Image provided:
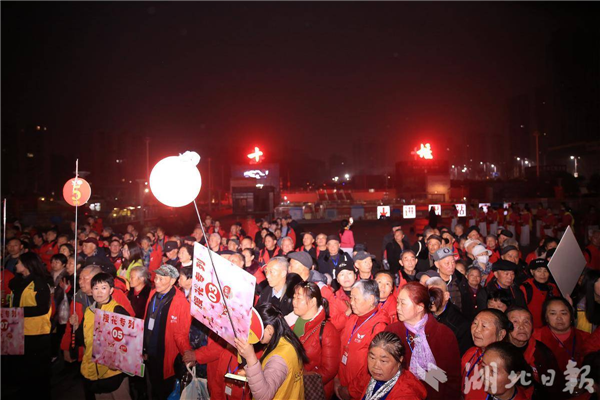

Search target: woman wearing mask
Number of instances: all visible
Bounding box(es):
[470,244,493,282]
[234,303,308,400]
[286,282,340,399]
[119,241,143,281]
[385,281,461,400]
[361,332,427,400]
[7,252,54,398]
[462,309,513,400]
[533,297,590,374]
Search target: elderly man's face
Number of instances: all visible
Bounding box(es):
[316,234,327,247]
[427,239,441,255]
[209,235,220,248]
[264,261,287,289]
[436,256,456,278]
[350,287,375,317]
[327,240,340,255]
[281,239,294,254]
[82,242,96,256]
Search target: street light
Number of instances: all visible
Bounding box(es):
[570,156,579,177]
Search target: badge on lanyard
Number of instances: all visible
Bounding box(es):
[225,385,233,396]
[148,318,155,331]
[341,351,348,365]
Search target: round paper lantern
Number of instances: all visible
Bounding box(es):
[62,177,92,206]
[149,151,202,207]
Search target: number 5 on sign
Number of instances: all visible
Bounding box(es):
[403,205,416,219]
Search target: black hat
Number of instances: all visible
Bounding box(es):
[353,243,368,252]
[528,258,549,271]
[433,247,454,262]
[326,235,340,243]
[164,241,179,253]
[500,245,519,256]
[217,250,235,256]
[492,259,518,272]
[82,237,99,247]
[499,229,514,238]
[183,236,196,242]
[466,226,480,236]
[354,251,375,262]
[337,263,356,275]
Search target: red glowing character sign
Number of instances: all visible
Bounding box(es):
[247,147,264,164]
[62,177,92,207]
[416,143,433,159]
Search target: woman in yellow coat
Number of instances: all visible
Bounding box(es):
[8,252,53,398]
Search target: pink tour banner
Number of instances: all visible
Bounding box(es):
[92,310,144,376]
[191,243,257,347]
[1,307,24,355]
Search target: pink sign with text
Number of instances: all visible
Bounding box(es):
[92,310,144,376]
[1,308,24,355]
[191,243,256,347]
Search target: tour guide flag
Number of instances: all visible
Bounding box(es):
[191,243,256,347]
[1,307,24,355]
[547,226,587,298]
[92,310,144,377]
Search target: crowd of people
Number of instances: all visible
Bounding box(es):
[1,211,600,400]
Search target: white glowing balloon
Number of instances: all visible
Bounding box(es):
[150,151,202,207]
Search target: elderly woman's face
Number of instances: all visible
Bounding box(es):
[350,287,375,317]
[367,345,402,382]
[482,350,513,397]
[471,312,505,349]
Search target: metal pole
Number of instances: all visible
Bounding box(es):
[192,200,237,339]
[2,199,6,307]
[208,158,212,212]
[534,131,540,178]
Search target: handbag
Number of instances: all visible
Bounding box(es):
[180,365,210,400]
[303,373,325,400]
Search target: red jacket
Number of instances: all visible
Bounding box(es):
[583,327,600,355]
[148,249,162,281]
[292,308,340,399]
[532,326,590,373]
[144,288,192,379]
[584,244,600,271]
[387,315,461,400]
[520,278,559,329]
[194,334,250,400]
[461,346,485,400]
[359,368,427,400]
[329,289,351,332]
[258,246,282,265]
[378,296,398,324]
[39,242,58,270]
[338,309,389,400]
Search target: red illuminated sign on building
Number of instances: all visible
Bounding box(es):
[247,147,264,163]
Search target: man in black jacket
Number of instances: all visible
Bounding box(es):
[426,276,473,355]
[256,256,303,315]
[317,235,353,285]
[476,259,527,310]
[385,229,411,276]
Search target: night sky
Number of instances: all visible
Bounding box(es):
[2,2,597,162]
